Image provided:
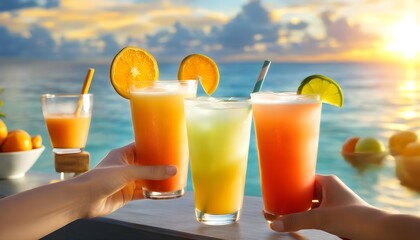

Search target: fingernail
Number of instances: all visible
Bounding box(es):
[166,166,177,175]
[270,219,284,232]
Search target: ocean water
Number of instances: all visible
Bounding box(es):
[1,59,420,215]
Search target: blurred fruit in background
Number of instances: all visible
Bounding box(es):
[388,131,420,191]
[31,135,43,149]
[341,136,387,171]
[0,119,7,145]
[341,136,360,153]
[389,130,417,156]
[395,154,420,191]
[0,120,43,153]
[1,129,32,152]
[354,137,386,153]
[401,141,420,157]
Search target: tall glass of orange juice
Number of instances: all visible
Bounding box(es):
[250,92,321,221]
[129,80,197,199]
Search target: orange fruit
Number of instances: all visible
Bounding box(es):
[110,46,159,99]
[342,136,360,153]
[0,119,7,145]
[178,53,219,96]
[401,142,420,157]
[389,130,417,156]
[31,134,43,149]
[1,129,33,152]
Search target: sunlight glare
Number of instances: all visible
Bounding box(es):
[401,109,417,120]
[399,80,416,91]
[386,14,420,59]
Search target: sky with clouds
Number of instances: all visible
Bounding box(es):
[0,0,420,62]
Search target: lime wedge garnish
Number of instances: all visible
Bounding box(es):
[297,74,344,108]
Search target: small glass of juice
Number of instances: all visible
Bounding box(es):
[41,94,93,179]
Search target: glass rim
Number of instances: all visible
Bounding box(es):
[184,97,251,110]
[134,79,197,83]
[250,91,319,97]
[41,93,93,99]
[250,91,320,102]
[184,96,250,102]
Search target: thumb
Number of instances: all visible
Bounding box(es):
[271,210,322,232]
[124,165,177,181]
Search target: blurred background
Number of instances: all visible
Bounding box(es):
[0,0,419,214]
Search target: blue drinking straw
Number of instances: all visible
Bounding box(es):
[252,60,271,93]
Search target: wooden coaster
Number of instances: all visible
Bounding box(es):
[54,152,90,173]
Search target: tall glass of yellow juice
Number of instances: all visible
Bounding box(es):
[184,97,252,225]
[130,80,197,199]
[41,94,93,154]
[250,92,321,222]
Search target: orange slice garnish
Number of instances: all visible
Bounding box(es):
[110,46,159,99]
[178,54,219,96]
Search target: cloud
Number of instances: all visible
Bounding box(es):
[287,20,309,31]
[320,10,379,49]
[56,37,85,59]
[0,0,59,12]
[0,23,122,59]
[0,25,54,57]
[145,21,210,62]
[0,0,383,62]
[267,9,381,62]
[218,0,279,51]
[56,33,122,59]
[144,0,282,61]
[0,26,29,56]
[143,0,380,62]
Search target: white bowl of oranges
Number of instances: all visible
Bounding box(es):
[0,120,44,179]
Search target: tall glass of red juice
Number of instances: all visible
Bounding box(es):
[250,92,321,222]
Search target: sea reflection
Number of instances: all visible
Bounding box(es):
[399,80,417,92]
[373,62,420,214]
[385,63,420,132]
[398,63,419,98]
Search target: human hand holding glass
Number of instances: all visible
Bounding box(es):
[74,143,178,218]
[270,174,420,240]
[0,142,177,240]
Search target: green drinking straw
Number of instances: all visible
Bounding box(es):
[252,60,271,93]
